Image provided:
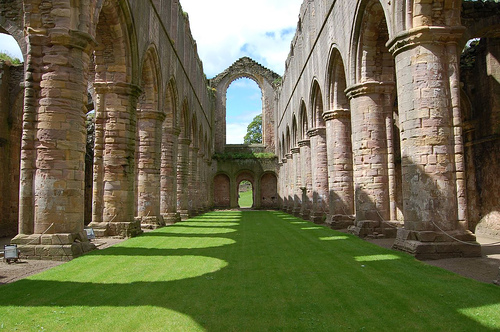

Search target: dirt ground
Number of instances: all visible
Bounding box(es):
[1,232,499,286]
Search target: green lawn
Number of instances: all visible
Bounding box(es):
[1,211,499,331]
[238,189,253,208]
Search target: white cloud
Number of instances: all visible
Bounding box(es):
[181,0,303,77]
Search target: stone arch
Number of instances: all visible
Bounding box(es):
[160,78,180,224]
[308,80,328,222]
[299,100,308,141]
[213,173,231,208]
[90,0,141,237]
[135,45,164,228]
[325,47,355,226]
[176,100,191,219]
[347,0,398,233]
[261,172,278,209]
[210,57,281,153]
[236,170,256,208]
[292,115,298,148]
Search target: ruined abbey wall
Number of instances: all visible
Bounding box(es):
[0,0,499,261]
[0,0,214,259]
[276,0,499,258]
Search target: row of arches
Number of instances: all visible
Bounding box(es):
[277,0,485,258]
[0,0,214,258]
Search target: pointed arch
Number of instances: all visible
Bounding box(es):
[311,81,325,128]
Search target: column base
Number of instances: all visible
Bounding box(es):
[392,228,482,259]
[138,215,165,230]
[88,220,143,238]
[292,206,302,217]
[178,210,190,221]
[326,214,355,229]
[300,210,311,221]
[162,213,181,225]
[348,220,399,238]
[310,213,326,224]
[11,232,96,261]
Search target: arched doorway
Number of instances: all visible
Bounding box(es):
[238,180,254,208]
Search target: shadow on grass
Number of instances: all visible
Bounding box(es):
[0,211,499,331]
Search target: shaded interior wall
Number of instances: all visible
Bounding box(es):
[0,61,23,237]
[261,173,278,209]
[213,174,230,208]
[462,38,500,237]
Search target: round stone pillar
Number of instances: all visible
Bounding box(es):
[324,109,355,228]
[89,82,142,238]
[346,82,393,236]
[291,147,302,216]
[298,139,312,220]
[13,29,96,259]
[307,128,328,223]
[136,110,165,229]
[388,26,480,258]
[188,146,199,216]
[281,158,289,211]
[285,153,294,213]
[177,138,191,220]
[160,127,180,224]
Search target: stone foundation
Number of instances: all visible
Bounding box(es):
[89,220,142,238]
[348,220,399,238]
[11,232,95,261]
[162,213,181,225]
[393,228,481,260]
[138,216,165,230]
[326,214,355,229]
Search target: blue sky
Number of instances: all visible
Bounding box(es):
[0,0,303,143]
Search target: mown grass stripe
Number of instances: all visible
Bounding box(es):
[0,210,499,331]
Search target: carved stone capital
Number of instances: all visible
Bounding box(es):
[286,153,293,159]
[291,147,300,154]
[345,81,395,100]
[323,109,350,121]
[307,127,326,138]
[298,139,310,148]
[387,26,466,57]
[93,81,142,97]
[137,110,166,121]
[178,137,192,146]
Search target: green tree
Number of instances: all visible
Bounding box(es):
[0,52,21,65]
[244,114,262,144]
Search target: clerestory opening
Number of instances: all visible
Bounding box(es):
[226,77,263,145]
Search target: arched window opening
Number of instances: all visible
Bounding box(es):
[226,78,262,144]
[238,180,254,208]
[0,33,23,64]
[0,32,23,237]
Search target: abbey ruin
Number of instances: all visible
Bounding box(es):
[0,0,499,260]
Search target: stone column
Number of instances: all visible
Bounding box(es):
[291,147,302,216]
[13,29,95,259]
[281,158,289,211]
[324,109,355,228]
[298,139,312,220]
[307,128,328,223]
[136,110,165,229]
[277,161,284,209]
[160,127,180,224]
[177,137,190,220]
[188,145,199,216]
[388,27,480,258]
[89,82,142,238]
[346,82,393,236]
[285,153,293,213]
